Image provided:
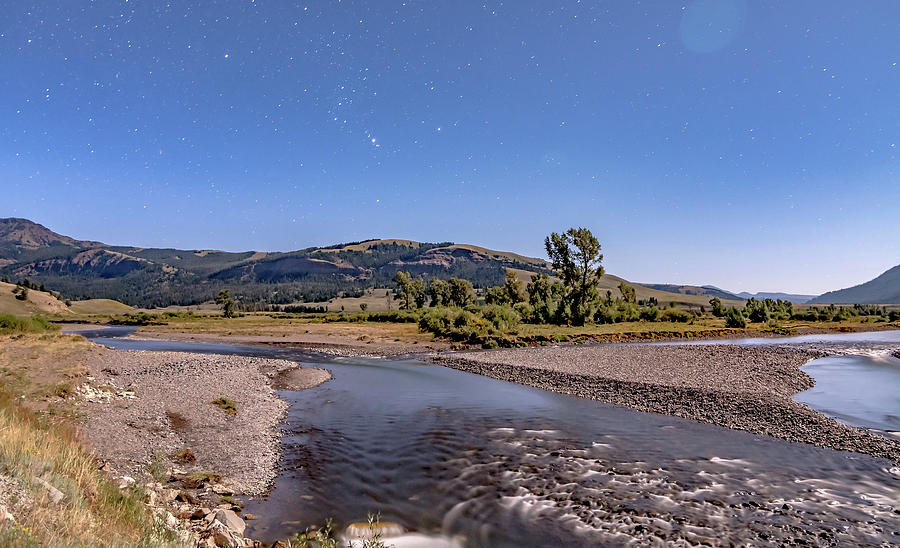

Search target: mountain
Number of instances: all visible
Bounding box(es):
[639,283,742,301]
[808,265,900,304]
[0,218,555,308]
[735,292,816,304]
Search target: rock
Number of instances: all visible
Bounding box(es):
[117,476,136,489]
[213,508,246,536]
[162,488,179,503]
[0,505,14,523]
[165,512,178,528]
[212,483,234,496]
[242,513,256,520]
[176,490,198,505]
[210,526,236,547]
[344,521,405,540]
[34,477,65,505]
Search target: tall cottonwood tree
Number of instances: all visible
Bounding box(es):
[545,227,604,325]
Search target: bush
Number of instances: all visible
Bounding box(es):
[659,308,692,323]
[107,312,163,326]
[513,302,535,323]
[418,306,492,342]
[0,314,58,335]
[639,306,660,321]
[480,304,520,332]
[724,307,747,328]
[211,397,237,415]
[889,310,900,322]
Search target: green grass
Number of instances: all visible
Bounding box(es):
[211,397,237,415]
[0,314,58,335]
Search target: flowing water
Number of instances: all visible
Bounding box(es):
[79,328,900,546]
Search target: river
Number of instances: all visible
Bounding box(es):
[79,327,900,546]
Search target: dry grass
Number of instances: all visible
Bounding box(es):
[67,299,135,316]
[0,334,183,546]
[139,314,434,345]
[0,397,180,547]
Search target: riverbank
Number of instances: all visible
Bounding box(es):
[129,325,450,357]
[0,331,331,546]
[432,344,900,461]
[81,348,330,495]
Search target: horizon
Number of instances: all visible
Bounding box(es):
[3,1,898,295]
[2,215,886,297]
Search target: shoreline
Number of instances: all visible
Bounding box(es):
[80,346,331,495]
[431,343,900,462]
[77,343,331,545]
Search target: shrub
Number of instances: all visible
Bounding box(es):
[0,314,58,335]
[889,310,900,322]
[211,397,237,415]
[418,307,491,341]
[660,308,692,323]
[513,302,535,323]
[481,304,520,332]
[724,307,746,328]
[639,306,660,321]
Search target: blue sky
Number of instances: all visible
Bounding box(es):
[2,1,897,294]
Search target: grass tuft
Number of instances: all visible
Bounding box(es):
[211,397,237,415]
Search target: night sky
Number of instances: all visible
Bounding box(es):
[2,1,897,294]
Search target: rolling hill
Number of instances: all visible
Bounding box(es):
[808,265,900,304]
[735,291,816,304]
[639,284,742,301]
[0,218,556,308]
[1,218,745,310]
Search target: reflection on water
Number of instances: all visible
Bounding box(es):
[78,328,900,546]
[797,353,900,433]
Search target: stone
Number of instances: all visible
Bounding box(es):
[211,483,234,496]
[34,477,65,505]
[176,490,198,505]
[117,476,136,489]
[213,508,246,536]
[211,526,236,547]
[344,521,405,540]
[0,505,14,524]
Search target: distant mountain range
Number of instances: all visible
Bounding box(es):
[734,292,817,304]
[3,218,896,308]
[808,265,900,305]
[0,218,553,307]
[639,284,741,301]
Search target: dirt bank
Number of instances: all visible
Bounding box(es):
[432,344,900,461]
[128,329,448,357]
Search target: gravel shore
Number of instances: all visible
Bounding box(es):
[80,348,330,496]
[432,344,900,461]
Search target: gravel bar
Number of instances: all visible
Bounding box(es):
[432,344,900,461]
[81,349,330,496]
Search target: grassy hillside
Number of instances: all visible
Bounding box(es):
[640,283,741,301]
[0,282,71,316]
[68,299,135,315]
[810,264,900,304]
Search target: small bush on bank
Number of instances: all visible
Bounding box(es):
[211,397,237,415]
[659,308,692,323]
[639,306,660,321]
[724,307,747,328]
[0,314,58,335]
[480,304,521,332]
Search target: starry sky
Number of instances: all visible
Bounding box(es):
[2,1,898,294]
